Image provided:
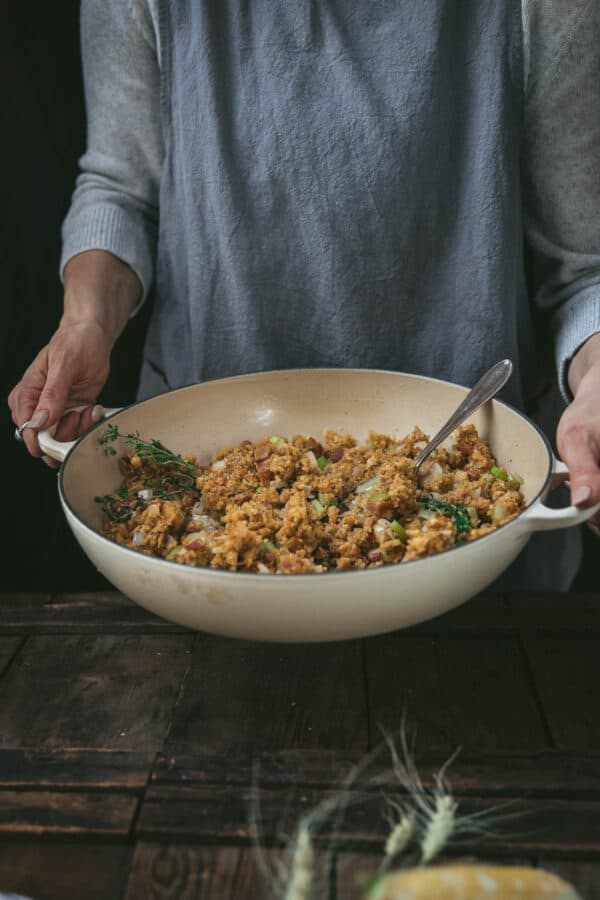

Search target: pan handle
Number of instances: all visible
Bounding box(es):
[38,406,122,463]
[519,459,600,532]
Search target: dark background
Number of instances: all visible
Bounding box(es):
[0,4,596,591]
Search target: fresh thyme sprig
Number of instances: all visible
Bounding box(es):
[420,496,472,541]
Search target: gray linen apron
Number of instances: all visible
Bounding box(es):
[140,0,580,590]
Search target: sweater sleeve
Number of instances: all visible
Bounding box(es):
[522,0,600,401]
[60,0,162,306]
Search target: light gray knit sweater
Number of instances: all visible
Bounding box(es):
[62,0,600,401]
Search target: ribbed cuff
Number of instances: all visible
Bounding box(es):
[553,283,600,402]
[60,203,156,315]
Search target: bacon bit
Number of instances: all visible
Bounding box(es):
[307,437,323,456]
[365,499,392,516]
[185,538,207,552]
[254,441,271,462]
[256,459,271,484]
[368,549,383,561]
[287,537,303,552]
[456,440,474,456]
[240,440,252,448]
[328,446,344,462]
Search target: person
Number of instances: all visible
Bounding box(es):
[8,0,600,589]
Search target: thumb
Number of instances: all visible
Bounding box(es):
[30,352,77,433]
[559,425,600,507]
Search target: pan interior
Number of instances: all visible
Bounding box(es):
[61,369,552,532]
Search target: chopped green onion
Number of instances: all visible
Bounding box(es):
[356,476,380,494]
[317,491,327,506]
[269,435,282,445]
[390,520,407,540]
[370,491,391,502]
[490,466,508,481]
[311,499,326,517]
[258,539,276,555]
[255,486,263,493]
[166,545,184,560]
[317,455,328,470]
[481,473,495,484]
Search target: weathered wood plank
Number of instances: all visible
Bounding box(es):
[524,635,600,751]
[0,841,133,900]
[0,634,194,751]
[0,636,23,677]
[538,858,600,900]
[137,785,600,856]
[0,748,154,790]
[124,843,329,900]
[0,591,186,633]
[0,790,136,836]
[152,750,600,798]
[166,635,368,754]
[365,634,549,754]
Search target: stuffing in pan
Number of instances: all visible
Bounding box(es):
[95,424,525,574]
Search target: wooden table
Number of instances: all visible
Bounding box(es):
[0,590,599,899]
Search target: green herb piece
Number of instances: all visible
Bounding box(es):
[166,544,184,560]
[98,423,120,455]
[269,435,282,445]
[255,486,263,493]
[317,455,328,470]
[490,465,508,481]
[317,491,327,506]
[311,498,326,517]
[258,540,276,556]
[94,494,132,523]
[390,520,407,540]
[421,496,472,542]
[117,487,129,499]
[370,491,391,502]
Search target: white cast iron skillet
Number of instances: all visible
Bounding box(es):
[39,369,598,642]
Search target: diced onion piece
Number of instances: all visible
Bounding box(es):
[490,501,507,522]
[482,473,495,484]
[374,518,392,544]
[429,462,443,477]
[471,487,481,499]
[466,506,478,525]
[212,459,227,471]
[132,532,145,546]
[166,544,185,560]
[306,450,319,469]
[413,440,427,451]
[137,488,153,500]
[508,472,524,487]
[191,500,205,518]
[356,476,381,494]
[256,562,270,573]
[311,498,326,517]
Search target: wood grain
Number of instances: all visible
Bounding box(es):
[0,748,154,790]
[364,633,549,754]
[166,634,368,754]
[0,635,22,677]
[0,634,194,751]
[124,843,329,900]
[0,790,136,836]
[151,750,600,797]
[523,635,600,752]
[0,592,186,633]
[0,841,133,900]
[137,785,600,857]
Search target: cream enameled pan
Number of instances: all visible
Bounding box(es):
[38,369,598,642]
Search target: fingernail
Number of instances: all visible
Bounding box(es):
[30,409,49,429]
[572,485,592,507]
[91,404,105,423]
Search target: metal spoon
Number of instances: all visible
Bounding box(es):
[413,359,513,473]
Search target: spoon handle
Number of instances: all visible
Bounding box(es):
[414,359,514,472]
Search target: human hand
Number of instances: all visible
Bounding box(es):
[557,332,600,533]
[8,321,112,468]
